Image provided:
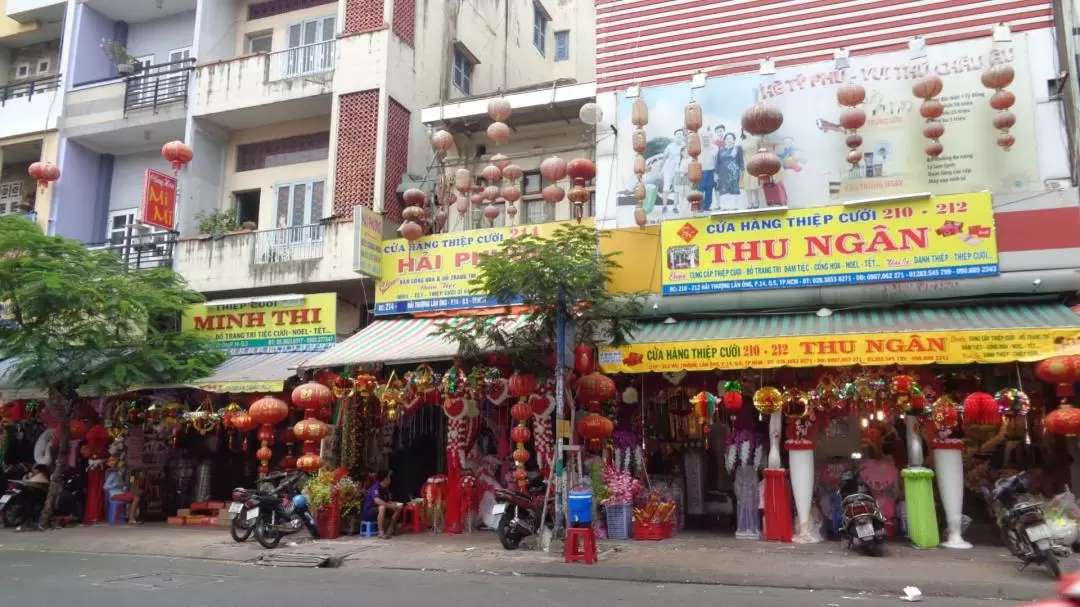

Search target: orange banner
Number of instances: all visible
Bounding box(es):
[141,169,176,231]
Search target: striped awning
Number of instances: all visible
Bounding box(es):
[300,317,524,369]
[192,352,310,393]
[626,304,1080,344]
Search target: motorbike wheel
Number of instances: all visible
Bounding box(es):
[302,512,320,540]
[230,509,253,542]
[496,510,523,550]
[863,540,884,557]
[2,502,28,528]
[254,519,282,549]
[1043,548,1062,580]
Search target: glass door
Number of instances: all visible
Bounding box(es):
[286,16,335,76]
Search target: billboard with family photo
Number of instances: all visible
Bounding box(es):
[610,35,1040,228]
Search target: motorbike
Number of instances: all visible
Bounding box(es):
[1019,570,1080,607]
[989,471,1065,579]
[838,457,887,556]
[248,472,319,549]
[227,471,292,543]
[493,476,554,550]
[1,470,83,528]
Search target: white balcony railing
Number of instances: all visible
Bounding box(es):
[253,224,325,264]
[268,40,335,82]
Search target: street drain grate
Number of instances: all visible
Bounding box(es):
[254,552,336,568]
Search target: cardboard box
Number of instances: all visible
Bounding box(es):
[166,516,186,525]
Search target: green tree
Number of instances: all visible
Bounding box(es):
[0,216,225,527]
[434,224,643,376]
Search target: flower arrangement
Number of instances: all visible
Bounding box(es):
[100,38,134,65]
[304,467,362,514]
[600,463,641,506]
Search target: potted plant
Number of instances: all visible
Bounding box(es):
[304,468,361,539]
[194,210,240,236]
[600,463,640,540]
[100,38,136,74]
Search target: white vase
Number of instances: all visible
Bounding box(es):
[767,412,782,469]
[906,416,923,467]
[934,446,972,549]
[789,448,821,543]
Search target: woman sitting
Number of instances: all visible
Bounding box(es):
[103,461,141,524]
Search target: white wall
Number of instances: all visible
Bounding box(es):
[108,150,174,213]
[126,10,196,65]
[180,117,228,235]
[193,0,235,64]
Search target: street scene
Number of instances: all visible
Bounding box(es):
[3,0,1080,605]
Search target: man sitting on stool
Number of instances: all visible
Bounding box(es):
[362,469,402,538]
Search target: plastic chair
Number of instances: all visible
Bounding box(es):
[564,527,597,564]
[359,520,379,537]
[402,504,424,534]
[107,499,128,525]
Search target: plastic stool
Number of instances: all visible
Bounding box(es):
[564,527,597,564]
[402,504,424,533]
[359,520,379,537]
[107,500,128,525]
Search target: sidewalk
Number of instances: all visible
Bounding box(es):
[0,524,1069,600]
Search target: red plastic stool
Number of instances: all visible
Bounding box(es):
[402,503,424,534]
[564,527,597,564]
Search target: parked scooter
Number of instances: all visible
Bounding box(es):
[838,455,887,556]
[227,471,292,543]
[493,476,554,550]
[989,471,1065,579]
[248,472,319,549]
[1,469,83,528]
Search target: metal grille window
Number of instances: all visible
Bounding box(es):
[0,182,21,215]
[555,31,569,61]
[533,5,547,55]
[237,132,330,172]
[524,199,553,225]
[452,47,472,95]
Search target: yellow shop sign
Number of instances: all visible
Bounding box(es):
[661,192,998,295]
[599,328,1080,374]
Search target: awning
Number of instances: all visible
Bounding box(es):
[0,358,46,400]
[191,352,310,393]
[300,317,524,369]
[598,304,1080,373]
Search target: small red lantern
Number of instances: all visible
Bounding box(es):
[741,103,784,136]
[249,396,289,426]
[508,372,537,399]
[292,382,333,412]
[296,453,323,473]
[279,455,297,470]
[231,412,257,432]
[1035,356,1080,400]
[541,185,565,204]
[28,161,60,191]
[257,426,276,443]
[1045,404,1080,437]
[510,424,531,444]
[963,392,1001,431]
[512,448,530,464]
[431,130,454,152]
[294,417,329,442]
[68,419,88,441]
[161,140,193,171]
[510,401,532,423]
[487,121,511,144]
[399,221,424,242]
[574,344,594,375]
[577,372,616,404]
[723,391,743,413]
[576,413,613,450]
[540,156,568,182]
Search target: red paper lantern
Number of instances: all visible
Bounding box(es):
[576,413,613,444]
[293,417,329,442]
[256,446,273,462]
[508,372,537,398]
[723,391,743,413]
[249,396,289,426]
[512,448,530,464]
[28,161,60,190]
[279,455,297,470]
[741,103,784,136]
[399,220,424,242]
[257,426,276,443]
[541,185,565,204]
[1035,356,1080,399]
[231,412,257,432]
[296,453,323,473]
[161,140,193,171]
[963,392,1001,430]
[1045,405,1080,437]
[577,372,616,404]
[510,401,532,423]
[292,382,333,412]
[574,344,594,375]
[68,419,88,440]
[487,121,511,144]
[566,158,596,184]
[431,129,454,152]
[510,424,532,444]
[540,156,568,182]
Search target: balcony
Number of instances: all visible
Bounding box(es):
[192,40,335,130]
[62,60,193,153]
[0,75,60,139]
[86,227,177,271]
[5,0,65,23]
[174,219,357,295]
[253,224,325,265]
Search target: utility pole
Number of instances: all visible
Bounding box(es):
[552,287,567,541]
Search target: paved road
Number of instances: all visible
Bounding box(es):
[0,549,1026,607]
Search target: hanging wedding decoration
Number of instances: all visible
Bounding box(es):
[684,100,705,212]
[530,380,557,478]
[913,75,946,157]
[453,168,472,216]
[291,381,333,472]
[540,156,567,206]
[836,81,867,166]
[741,103,784,185]
[722,380,743,413]
[982,63,1016,150]
[501,163,523,219]
[566,158,596,222]
[487,97,512,145]
[994,388,1030,417]
[631,96,649,227]
[510,399,532,491]
[962,391,1001,432]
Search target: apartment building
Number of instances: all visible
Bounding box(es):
[0,0,63,229]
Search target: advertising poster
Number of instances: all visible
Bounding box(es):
[661,192,998,295]
[353,205,383,279]
[140,169,177,231]
[612,35,1038,227]
[182,293,337,355]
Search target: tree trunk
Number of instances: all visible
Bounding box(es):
[39,395,72,529]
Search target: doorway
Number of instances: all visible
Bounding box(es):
[234,190,260,228]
